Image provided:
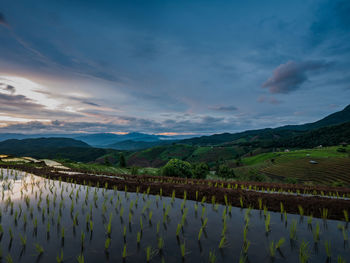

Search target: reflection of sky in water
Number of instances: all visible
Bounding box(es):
[0,168,349,263]
[1,169,44,201]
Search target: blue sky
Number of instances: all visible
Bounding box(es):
[0,0,349,135]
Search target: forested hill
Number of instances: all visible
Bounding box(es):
[0,138,116,162]
[280,121,350,148]
[180,105,350,146]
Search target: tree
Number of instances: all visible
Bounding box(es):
[130,166,139,175]
[162,159,193,178]
[192,162,209,179]
[104,156,110,166]
[119,153,126,168]
[217,164,235,179]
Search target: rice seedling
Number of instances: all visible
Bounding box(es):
[106,213,113,236]
[87,219,93,233]
[137,231,141,244]
[298,205,304,217]
[299,240,311,263]
[265,213,271,233]
[219,235,226,248]
[8,227,13,240]
[268,238,284,258]
[290,220,297,240]
[104,237,111,251]
[321,208,329,220]
[61,226,65,239]
[176,223,182,237]
[6,255,13,263]
[324,240,331,259]
[180,242,186,259]
[2,167,349,263]
[149,210,153,223]
[19,234,26,247]
[337,255,346,263]
[81,231,85,248]
[56,250,64,263]
[209,250,216,263]
[156,221,160,234]
[198,227,203,241]
[280,202,284,213]
[344,210,349,222]
[47,221,51,233]
[122,244,127,259]
[35,243,44,255]
[242,240,251,254]
[123,225,127,239]
[284,211,287,222]
[313,223,320,243]
[337,224,348,241]
[77,253,84,263]
[243,224,248,243]
[307,215,313,226]
[239,254,247,263]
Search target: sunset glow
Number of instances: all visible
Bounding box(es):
[0,0,349,135]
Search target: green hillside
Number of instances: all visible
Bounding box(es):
[127,144,196,167]
[127,143,250,168]
[279,121,350,147]
[237,146,350,186]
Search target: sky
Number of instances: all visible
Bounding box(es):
[0,0,349,135]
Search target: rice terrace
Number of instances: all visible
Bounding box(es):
[0,151,350,263]
[1,0,350,262]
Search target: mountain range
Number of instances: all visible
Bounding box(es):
[0,105,349,161]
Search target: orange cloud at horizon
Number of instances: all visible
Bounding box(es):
[155,132,196,136]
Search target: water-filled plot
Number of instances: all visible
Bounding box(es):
[0,168,349,262]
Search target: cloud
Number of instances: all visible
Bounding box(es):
[0,114,245,134]
[0,83,15,94]
[81,101,100,107]
[262,61,330,94]
[257,96,282,105]
[209,105,238,112]
[0,92,84,120]
[0,93,44,111]
[310,0,350,47]
[5,85,15,94]
[0,12,7,26]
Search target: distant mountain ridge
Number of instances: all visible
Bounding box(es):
[0,137,90,150]
[180,104,350,146]
[76,132,162,146]
[106,139,173,151]
[277,104,350,131]
[0,132,193,147]
[0,104,349,150]
[0,137,119,162]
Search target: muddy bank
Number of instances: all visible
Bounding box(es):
[64,166,350,196]
[1,164,349,221]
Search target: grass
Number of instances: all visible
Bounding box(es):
[238,146,350,185]
[61,162,131,174]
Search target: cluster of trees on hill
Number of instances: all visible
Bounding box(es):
[224,122,350,150]
[278,122,350,148]
[161,158,237,179]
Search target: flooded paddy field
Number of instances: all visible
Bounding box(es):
[0,168,349,263]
